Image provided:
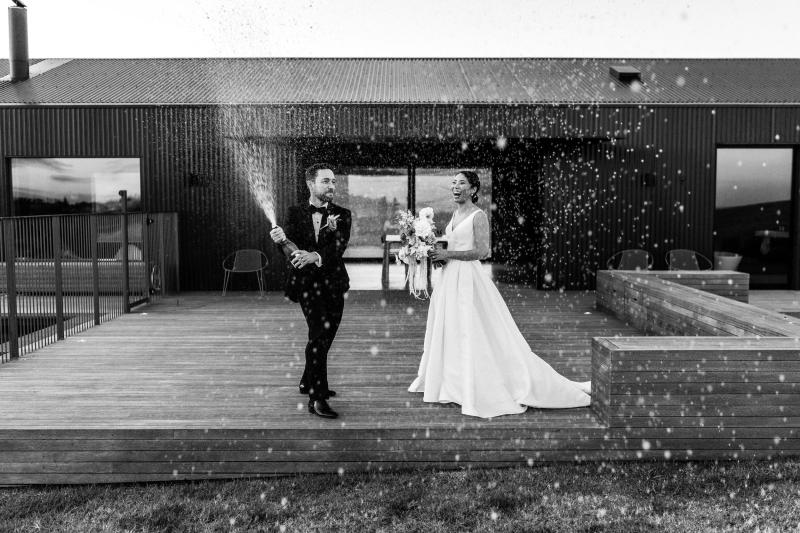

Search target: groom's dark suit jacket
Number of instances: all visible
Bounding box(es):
[281,202,351,302]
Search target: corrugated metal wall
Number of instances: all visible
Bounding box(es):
[715,107,775,145]
[0,106,300,291]
[535,106,800,289]
[1,104,798,290]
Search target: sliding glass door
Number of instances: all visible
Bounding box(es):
[335,168,408,259]
[714,148,794,288]
[336,166,493,259]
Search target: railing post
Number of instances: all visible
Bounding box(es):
[172,213,180,294]
[90,215,100,325]
[119,191,130,313]
[52,217,65,340]
[143,213,151,301]
[157,213,166,294]
[2,218,19,360]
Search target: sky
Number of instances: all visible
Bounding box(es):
[2,0,799,59]
[12,158,141,202]
[715,148,794,209]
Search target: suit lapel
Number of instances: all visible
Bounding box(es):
[300,206,316,247]
[317,204,339,245]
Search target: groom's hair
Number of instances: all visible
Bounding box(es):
[305,163,334,182]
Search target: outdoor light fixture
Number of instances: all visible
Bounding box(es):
[186,171,211,187]
[640,172,657,187]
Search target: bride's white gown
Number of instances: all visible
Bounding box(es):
[408,209,591,418]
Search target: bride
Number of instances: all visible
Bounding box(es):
[408,170,591,418]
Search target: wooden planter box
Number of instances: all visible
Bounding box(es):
[593,270,800,430]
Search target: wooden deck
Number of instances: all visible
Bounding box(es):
[1,286,798,484]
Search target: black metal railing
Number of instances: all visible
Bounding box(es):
[0,212,179,362]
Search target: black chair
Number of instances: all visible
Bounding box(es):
[606,249,654,271]
[666,249,712,270]
[222,249,268,296]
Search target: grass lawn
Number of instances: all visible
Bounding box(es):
[1,459,799,532]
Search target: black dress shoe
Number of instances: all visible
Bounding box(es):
[308,399,338,419]
[299,386,336,398]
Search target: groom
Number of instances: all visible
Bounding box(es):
[269,163,351,419]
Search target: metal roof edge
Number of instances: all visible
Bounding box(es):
[0,101,797,108]
[34,57,800,61]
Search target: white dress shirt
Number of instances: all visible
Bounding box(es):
[309,202,327,266]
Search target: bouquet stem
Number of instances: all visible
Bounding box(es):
[406,259,430,299]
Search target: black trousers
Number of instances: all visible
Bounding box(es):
[298,286,345,401]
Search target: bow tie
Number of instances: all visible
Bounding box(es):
[308,205,327,215]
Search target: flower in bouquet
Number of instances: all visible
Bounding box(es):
[395,208,440,298]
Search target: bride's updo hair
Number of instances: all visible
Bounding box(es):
[457,170,480,203]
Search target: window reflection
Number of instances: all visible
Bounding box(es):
[714,148,793,288]
[329,166,493,260]
[336,168,407,259]
[12,158,141,216]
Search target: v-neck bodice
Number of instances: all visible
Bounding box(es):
[445,209,481,252]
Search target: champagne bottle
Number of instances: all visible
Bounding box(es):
[273,226,299,264]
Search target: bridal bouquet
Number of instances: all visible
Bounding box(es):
[395,207,439,299]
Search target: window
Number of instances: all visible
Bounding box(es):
[335,166,494,259]
[714,148,794,288]
[12,158,141,216]
[335,168,408,259]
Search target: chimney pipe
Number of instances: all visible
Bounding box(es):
[8,6,29,82]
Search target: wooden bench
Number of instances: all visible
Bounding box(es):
[593,270,800,431]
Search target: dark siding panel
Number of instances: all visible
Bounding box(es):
[0,103,785,290]
[773,107,800,144]
[715,107,774,144]
[0,106,300,291]
[650,107,716,261]
[537,107,716,289]
[147,107,300,291]
[207,104,692,142]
